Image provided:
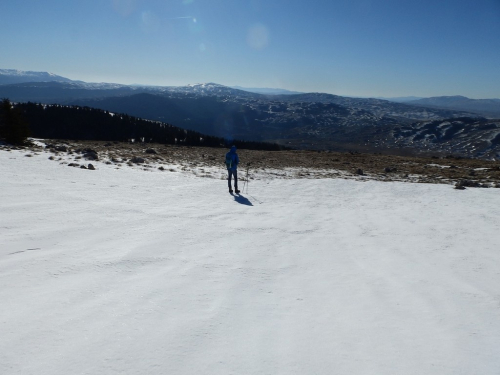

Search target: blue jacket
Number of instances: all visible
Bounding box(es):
[225,146,239,170]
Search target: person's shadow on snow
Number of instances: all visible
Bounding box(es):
[231,193,253,206]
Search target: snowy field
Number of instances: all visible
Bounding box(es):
[1,148,500,375]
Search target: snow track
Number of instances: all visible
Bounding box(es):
[1,150,500,374]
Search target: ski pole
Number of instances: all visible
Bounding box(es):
[245,165,249,194]
[242,168,247,193]
[242,163,250,194]
[245,163,251,194]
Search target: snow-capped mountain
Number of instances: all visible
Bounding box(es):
[0,70,255,97]
[0,69,74,85]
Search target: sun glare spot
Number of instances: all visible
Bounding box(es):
[188,18,203,34]
[247,24,269,50]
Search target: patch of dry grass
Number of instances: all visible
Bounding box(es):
[8,140,500,187]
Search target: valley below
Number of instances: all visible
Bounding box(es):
[1,79,499,160]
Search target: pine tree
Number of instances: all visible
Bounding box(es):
[0,99,30,145]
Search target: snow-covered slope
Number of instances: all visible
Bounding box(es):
[1,148,500,375]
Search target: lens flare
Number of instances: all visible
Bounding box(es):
[247,24,269,50]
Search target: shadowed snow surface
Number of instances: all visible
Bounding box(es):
[1,150,500,375]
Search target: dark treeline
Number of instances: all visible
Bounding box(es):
[12,101,288,151]
[0,99,30,144]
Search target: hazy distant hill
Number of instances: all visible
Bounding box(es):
[0,81,144,103]
[377,96,424,102]
[406,96,500,118]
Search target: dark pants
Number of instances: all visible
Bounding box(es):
[228,169,238,190]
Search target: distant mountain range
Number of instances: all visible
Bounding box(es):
[1,68,499,117]
[230,86,304,95]
[374,95,500,117]
[404,96,500,118]
[1,68,499,159]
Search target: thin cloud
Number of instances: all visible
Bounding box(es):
[169,16,196,21]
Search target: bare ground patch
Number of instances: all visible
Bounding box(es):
[5,139,500,188]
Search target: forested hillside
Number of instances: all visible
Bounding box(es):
[13,102,287,151]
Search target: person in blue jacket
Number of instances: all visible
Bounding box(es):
[225,145,240,193]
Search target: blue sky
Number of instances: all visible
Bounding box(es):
[1,0,499,98]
